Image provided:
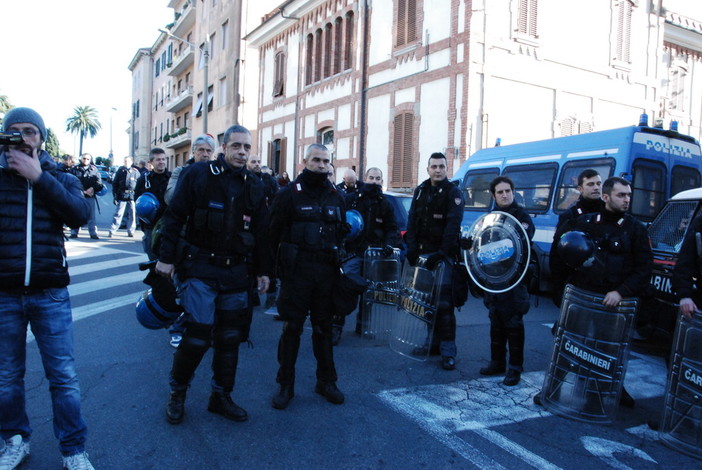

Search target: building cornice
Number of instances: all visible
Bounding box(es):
[665,11,702,52]
[245,0,320,45]
[128,48,152,71]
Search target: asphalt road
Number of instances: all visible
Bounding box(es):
[16,189,701,469]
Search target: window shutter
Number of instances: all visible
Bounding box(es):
[397,0,407,47]
[306,35,314,85]
[406,0,417,43]
[402,113,414,185]
[345,12,354,70]
[315,29,323,82]
[392,114,404,185]
[334,18,342,75]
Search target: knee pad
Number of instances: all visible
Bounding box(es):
[282,319,304,337]
[214,327,245,350]
[180,322,212,355]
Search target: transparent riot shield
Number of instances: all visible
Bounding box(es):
[390,255,444,361]
[463,211,531,293]
[361,247,402,343]
[541,284,637,424]
[660,310,702,459]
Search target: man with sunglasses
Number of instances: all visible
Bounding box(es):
[0,107,95,469]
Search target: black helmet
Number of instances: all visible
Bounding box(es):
[557,231,594,269]
[333,272,370,316]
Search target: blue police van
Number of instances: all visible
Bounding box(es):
[453,116,702,291]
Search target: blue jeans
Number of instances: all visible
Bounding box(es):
[110,200,136,233]
[0,288,88,456]
[71,196,98,237]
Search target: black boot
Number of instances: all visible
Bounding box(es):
[208,391,248,421]
[166,389,186,424]
[315,381,345,404]
[272,384,295,410]
[480,361,506,376]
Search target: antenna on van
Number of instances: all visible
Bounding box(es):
[495,138,501,147]
[638,114,649,127]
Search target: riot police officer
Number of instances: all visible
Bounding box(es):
[479,176,535,386]
[405,152,464,370]
[135,148,171,260]
[155,125,271,424]
[545,176,652,407]
[673,214,702,319]
[331,167,400,344]
[270,144,347,410]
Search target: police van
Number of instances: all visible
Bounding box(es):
[453,116,702,291]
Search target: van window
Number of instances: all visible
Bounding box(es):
[671,166,701,197]
[553,158,615,213]
[462,168,499,210]
[631,160,666,221]
[502,163,558,213]
[648,201,698,252]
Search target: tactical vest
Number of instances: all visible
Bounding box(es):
[288,182,343,252]
[413,181,454,253]
[184,162,262,256]
[347,191,388,253]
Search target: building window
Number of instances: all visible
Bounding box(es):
[305,34,314,85]
[614,0,633,63]
[273,52,285,97]
[268,138,287,176]
[222,21,229,50]
[324,24,333,78]
[208,85,214,111]
[219,77,228,106]
[314,29,323,82]
[318,128,335,158]
[517,0,538,38]
[396,0,417,48]
[334,18,343,75]
[391,112,415,187]
[344,12,354,70]
[155,58,161,77]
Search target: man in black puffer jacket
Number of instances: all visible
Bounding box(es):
[0,107,94,469]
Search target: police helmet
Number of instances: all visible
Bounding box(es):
[345,209,364,240]
[557,231,595,269]
[96,185,108,197]
[135,289,182,329]
[135,192,160,225]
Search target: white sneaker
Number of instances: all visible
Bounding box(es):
[0,434,30,470]
[62,451,95,470]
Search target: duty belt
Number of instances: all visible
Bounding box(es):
[188,251,245,267]
[297,250,338,265]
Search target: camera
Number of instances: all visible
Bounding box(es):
[0,131,23,146]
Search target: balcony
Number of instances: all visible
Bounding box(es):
[165,128,192,149]
[171,2,195,38]
[166,86,193,113]
[168,45,194,77]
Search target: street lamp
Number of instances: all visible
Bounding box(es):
[158,29,209,134]
[109,107,116,160]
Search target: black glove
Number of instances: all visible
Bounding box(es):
[382,245,394,257]
[424,252,444,270]
[460,236,473,250]
[406,251,418,266]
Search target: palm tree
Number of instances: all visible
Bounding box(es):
[0,94,12,126]
[66,106,101,156]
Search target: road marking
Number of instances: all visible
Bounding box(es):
[69,254,147,276]
[581,436,657,469]
[68,271,144,297]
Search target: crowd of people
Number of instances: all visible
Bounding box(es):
[2,106,699,470]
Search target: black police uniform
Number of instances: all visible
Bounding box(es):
[269,169,347,408]
[405,177,464,359]
[158,155,271,422]
[69,163,103,238]
[336,180,363,195]
[552,209,652,298]
[672,215,702,307]
[482,201,534,378]
[332,183,400,339]
[135,169,172,260]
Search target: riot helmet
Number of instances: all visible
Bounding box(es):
[135,289,182,329]
[345,209,364,240]
[135,192,160,225]
[557,231,595,269]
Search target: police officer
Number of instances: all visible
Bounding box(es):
[405,152,464,370]
[155,125,271,424]
[673,214,702,319]
[135,148,171,260]
[550,169,604,303]
[336,168,363,195]
[269,143,347,410]
[546,176,652,406]
[331,167,400,344]
[246,155,279,206]
[478,176,534,386]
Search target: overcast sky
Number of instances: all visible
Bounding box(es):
[4,0,172,160]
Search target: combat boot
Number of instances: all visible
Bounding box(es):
[166,389,186,424]
[479,361,506,376]
[272,384,295,410]
[315,381,345,405]
[208,392,248,422]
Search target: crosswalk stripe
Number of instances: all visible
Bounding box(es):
[70,254,148,276]
[68,271,145,298]
[72,292,141,321]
